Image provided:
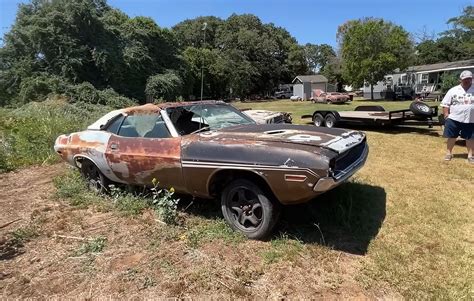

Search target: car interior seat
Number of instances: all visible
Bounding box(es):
[144,121,171,138]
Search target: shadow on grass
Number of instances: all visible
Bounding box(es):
[178,196,222,220]
[277,181,386,255]
[178,182,386,255]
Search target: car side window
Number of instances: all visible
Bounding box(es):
[105,115,125,134]
[117,114,171,138]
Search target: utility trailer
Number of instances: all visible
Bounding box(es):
[303,101,440,129]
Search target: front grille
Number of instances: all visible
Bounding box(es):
[333,139,366,177]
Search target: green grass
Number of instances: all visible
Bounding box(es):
[11,226,39,244]
[185,219,246,248]
[261,234,304,264]
[54,169,180,220]
[75,236,107,255]
[233,98,424,124]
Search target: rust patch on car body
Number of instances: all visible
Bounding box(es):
[55,101,368,205]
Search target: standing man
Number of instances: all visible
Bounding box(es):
[441,70,474,163]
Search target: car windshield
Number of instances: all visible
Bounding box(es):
[166,103,255,135]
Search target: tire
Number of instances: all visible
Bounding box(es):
[80,160,110,194]
[324,113,337,128]
[410,101,432,116]
[313,113,325,127]
[221,179,280,240]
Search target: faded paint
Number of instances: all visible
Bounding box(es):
[105,136,183,189]
[54,101,368,205]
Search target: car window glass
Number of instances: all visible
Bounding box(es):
[118,114,170,138]
[167,104,254,135]
[105,115,125,134]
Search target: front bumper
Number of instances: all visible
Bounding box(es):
[313,144,369,192]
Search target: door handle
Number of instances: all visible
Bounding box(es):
[110,143,118,150]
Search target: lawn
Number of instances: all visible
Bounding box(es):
[233,97,425,124]
[1,98,473,299]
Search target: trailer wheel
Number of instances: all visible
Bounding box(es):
[324,113,337,128]
[410,101,432,116]
[313,113,325,127]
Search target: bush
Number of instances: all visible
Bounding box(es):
[0,98,110,171]
[66,82,103,104]
[440,72,460,93]
[98,88,137,108]
[145,71,183,102]
[66,83,137,108]
[16,74,69,105]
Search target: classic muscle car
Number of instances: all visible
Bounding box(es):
[54,101,368,239]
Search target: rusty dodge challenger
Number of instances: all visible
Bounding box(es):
[54,101,368,239]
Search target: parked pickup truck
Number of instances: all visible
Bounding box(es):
[275,90,293,99]
[54,101,368,239]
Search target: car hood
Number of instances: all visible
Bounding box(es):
[186,124,365,154]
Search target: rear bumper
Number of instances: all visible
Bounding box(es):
[313,144,369,192]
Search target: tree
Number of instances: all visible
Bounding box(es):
[414,6,473,65]
[321,56,345,91]
[173,14,305,99]
[0,0,182,105]
[443,5,474,58]
[338,18,413,99]
[303,43,336,73]
[145,71,183,101]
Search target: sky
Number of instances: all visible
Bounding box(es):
[0,0,471,47]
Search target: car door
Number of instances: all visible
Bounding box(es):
[104,112,185,191]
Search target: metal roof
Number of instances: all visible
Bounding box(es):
[406,59,474,73]
[292,75,328,84]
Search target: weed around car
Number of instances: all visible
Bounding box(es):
[54,170,179,224]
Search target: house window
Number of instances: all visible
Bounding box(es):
[401,75,407,84]
[421,74,429,84]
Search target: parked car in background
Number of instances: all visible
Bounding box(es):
[275,90,293,99]
[290,95,303,101]
[312,92,350,104]
[243,109,292,124]
[54,101,368,239]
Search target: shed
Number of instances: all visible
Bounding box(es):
[292,75,329,100]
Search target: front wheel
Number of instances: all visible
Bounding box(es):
[221,179,280,240]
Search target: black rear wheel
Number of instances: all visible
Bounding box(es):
[324,113,337,128]
[221,179,280,240]
[80,160,110,194]
[313,113,325,127]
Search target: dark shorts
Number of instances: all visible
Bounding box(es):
[443,118,474,139]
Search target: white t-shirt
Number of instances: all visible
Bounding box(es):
[441,84,474,123]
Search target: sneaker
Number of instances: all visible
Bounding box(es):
[444,154,453,161]
[468,157,474,164]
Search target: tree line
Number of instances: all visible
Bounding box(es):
[0,0,471,106]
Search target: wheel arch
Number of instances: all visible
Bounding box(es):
[208,169,279,202]
[73,154,99,170]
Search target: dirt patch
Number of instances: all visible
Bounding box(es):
[0,164,64,227]
[0,164,375,299]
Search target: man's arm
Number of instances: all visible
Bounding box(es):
[443,106,450,118]
[441,88,453,118]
